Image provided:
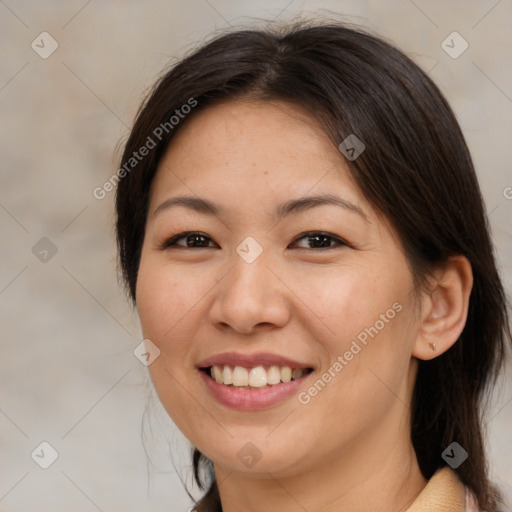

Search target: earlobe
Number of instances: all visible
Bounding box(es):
[413,255,473,361]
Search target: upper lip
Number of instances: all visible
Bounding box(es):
[197,352,313,369]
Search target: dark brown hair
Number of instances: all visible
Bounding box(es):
[115,21,511,512]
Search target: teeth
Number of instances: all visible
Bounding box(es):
[267,365,281,385]
[209,364,309,388]
[292,368,304,380]
[222,365,233,385]
[212,365,223,384]
[248,366,267,388]
[280,366,292,383]
[232,366,249,386]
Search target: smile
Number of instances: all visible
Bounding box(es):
[207,364,312,388]
[197,352,315,410]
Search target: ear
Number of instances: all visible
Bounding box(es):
[413,255,473,360]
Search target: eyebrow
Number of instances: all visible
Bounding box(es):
[152,193,369,222]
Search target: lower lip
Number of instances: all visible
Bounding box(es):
[199,369,312,410]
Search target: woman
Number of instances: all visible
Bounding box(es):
[115,21,510,511]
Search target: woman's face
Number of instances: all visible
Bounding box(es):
[136,100,423,478]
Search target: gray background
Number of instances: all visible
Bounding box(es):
[1,1,511,511]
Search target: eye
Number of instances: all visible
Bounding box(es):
[289,231,348,250]
[159,231,349,250]
[160,231,217,249]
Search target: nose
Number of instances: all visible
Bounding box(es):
[208,249,291,335]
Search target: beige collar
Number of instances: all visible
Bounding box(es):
[405,467,467,512]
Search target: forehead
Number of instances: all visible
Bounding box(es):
[150,100,365,207]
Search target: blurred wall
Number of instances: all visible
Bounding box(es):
[1,1,511,511]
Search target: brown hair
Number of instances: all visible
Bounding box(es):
[115,21,511,512]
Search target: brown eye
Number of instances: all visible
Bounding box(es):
[161,232,217,249]
[290,232,347,250]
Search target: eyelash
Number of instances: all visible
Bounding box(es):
[159,231,350,250]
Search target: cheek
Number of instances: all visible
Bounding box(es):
[136,256,205,344]
[299,263,401,346]
[301,263,416,394]
[136,257,212,436]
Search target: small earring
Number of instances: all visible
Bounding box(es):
[429,342,437,352]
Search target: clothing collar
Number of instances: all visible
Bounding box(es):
[405,467,467,512]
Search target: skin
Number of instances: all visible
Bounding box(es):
[136,100,473,512]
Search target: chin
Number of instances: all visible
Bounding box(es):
[191,432,311,477]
